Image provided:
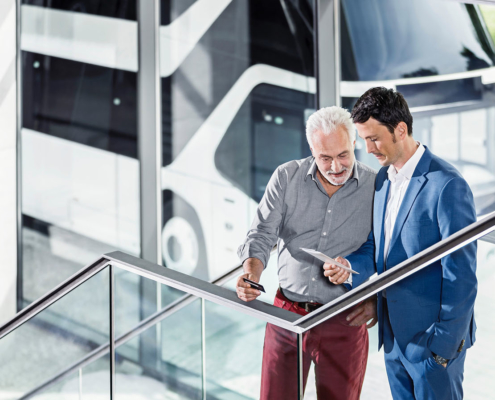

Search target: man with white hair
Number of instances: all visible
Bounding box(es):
[236,106,377,399]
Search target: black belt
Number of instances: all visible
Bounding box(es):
[280,288,323,313]
[296,301,323,313]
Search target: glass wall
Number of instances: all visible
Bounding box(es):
[341,0,495,216]
[14,1,495,398]
[20,1,140,305]
[159,0,316,281]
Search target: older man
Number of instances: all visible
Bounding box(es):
[236,107,377,399]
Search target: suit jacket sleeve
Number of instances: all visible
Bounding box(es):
[346,230,376,287]
[429,177,477,360]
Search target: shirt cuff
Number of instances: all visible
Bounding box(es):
[237,243,269,269]
[344,259,353,287]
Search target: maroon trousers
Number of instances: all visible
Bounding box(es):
[260,289,369,400]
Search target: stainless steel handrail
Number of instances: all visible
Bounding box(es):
[1,212,494,399]
[0,249,259,399]
[16,264,245,400]
[294,211,495,330]
[104,211,495,333]
[0,258,108,339]
[3,212,494,340]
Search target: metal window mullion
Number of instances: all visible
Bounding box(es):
[15,0,23,313]
[138,0,162,265]
[137,0,162,375]
[316,0,340,108]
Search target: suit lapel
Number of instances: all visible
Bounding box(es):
[386,148,432,262]
[374,172,390,274]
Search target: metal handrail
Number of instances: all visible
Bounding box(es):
[16,264,245,400]
[1,212,494,399]
[104,211,495,333]
[0,248,262,399]
[294,210,495,330]
[0,258,108,339]
[2,213,495,339]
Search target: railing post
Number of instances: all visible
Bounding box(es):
[297,333,304,399]
[109,264,115,399]
[78,368,83,400]
[201,298,207,400]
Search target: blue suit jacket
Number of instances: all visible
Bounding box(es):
[347,147,477,362]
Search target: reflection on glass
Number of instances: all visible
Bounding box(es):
[114,273,189,364]
[0,267,109,399]
[480,5,495,44]
[22,0,137,20]
[160,0,315,281]
[215,85,313,203]
[414,105,495,215]
[115,289,202,400]
[464,241,495,398]
[28,355,111,400]
[20,2,140,360]
[341,0,495,81]
[204,300,266,399]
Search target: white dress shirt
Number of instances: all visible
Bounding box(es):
[347,143,425,289]
[381,142,424,298]
[383,142,425,259]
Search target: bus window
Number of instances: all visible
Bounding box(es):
[341,0,495,81]
[215,84,313,202]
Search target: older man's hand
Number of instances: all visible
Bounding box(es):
[236,273,262,302]
[323,256,350,284]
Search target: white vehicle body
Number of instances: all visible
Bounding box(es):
[21,2,495,280]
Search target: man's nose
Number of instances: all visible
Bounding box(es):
[331,159,341,172]
[365,140,375,154]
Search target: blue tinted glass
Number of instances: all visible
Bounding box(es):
[215,84,314,203]
[22,0,136,20]
[22,52,137,158]
[341,0,495,81]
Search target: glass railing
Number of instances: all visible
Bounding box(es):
[0,260,111,399]
[1,212,494,400]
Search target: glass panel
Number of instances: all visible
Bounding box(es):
[20,0,140,338]
[0,267,110,399]
[26,369,81,399]
[347,1,495,216]
[204,300,265,399]
[160,0,316,281]
[114,269,191,364]
[115,281,202,399]
[480,4,495,44]
[22,0,137,20]
[413,104,495,216]
[20,0,139,310]
[464,241,495,398]
[27,355,111,399]
[204,299,300,400]
[341,0,495,81]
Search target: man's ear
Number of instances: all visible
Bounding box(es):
[396,122,408,140]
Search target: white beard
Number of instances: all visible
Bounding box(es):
[321,162,354,186]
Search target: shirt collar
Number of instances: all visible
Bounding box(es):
[387,142,425,183]
[305,158,318,181]
[305,158,360,185]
